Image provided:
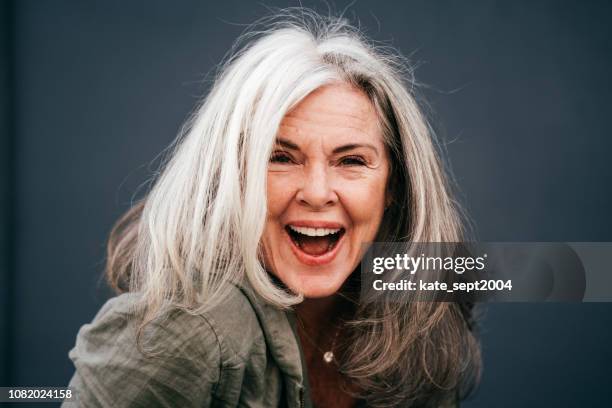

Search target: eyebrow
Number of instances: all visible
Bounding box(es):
[276,138,299,150]
[275,138,379,154]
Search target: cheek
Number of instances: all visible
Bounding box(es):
[262,173,298,260]
[337,175,388,231]
[266,174,294,216]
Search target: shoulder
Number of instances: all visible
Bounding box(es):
[66,293,220,407]
[65,285,266,407]
[75,284,265,362]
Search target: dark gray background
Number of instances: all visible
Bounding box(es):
[1,0,611,407]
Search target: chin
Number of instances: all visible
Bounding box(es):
[292,272,348,298]
[300,287,339,298]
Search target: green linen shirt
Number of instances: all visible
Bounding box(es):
[63,282,459,407]
[63,282,312,408]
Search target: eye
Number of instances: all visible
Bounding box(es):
[270,151,294,164]
[339,155,367,166]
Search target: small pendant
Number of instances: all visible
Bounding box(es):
[323,351,334,363]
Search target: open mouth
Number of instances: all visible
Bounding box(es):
[285,225,345,257]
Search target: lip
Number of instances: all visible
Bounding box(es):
[284,220,346,266]
[286,220,345,229]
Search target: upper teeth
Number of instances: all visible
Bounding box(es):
[289,225,341,237]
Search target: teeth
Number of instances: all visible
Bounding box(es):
[288,225,341,237]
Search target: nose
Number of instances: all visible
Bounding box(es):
[296,163,338,209]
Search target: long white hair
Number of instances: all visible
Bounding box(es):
[107,9,480,407]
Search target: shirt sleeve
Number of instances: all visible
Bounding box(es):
[61,294,221,408]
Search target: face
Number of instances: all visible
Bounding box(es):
[261,83,391,298]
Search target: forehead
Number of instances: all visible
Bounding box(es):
[278,83,382,145]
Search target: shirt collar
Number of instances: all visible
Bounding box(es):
[235,280,311,408]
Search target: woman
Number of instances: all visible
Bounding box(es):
[64,10,480,408]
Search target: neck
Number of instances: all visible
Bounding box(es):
[295,295,340,334]
[294,293,357,346]
[293,273,359,332]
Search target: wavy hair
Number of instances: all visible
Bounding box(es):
[106,9,480,407]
